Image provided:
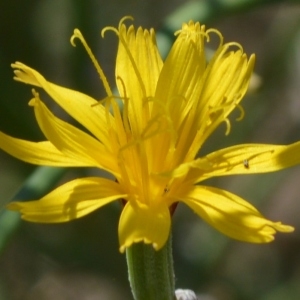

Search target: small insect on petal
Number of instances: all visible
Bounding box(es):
[243,159,249,169]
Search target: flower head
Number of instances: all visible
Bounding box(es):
[1,18,298,252]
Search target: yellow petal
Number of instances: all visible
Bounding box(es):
[118,201,171,252]
[185,51,255,161]
[155,22,206,125]
[164,141,300,184]
[153,22,255,166]
[116,24,163,136]
[152,25,208,169]
[179,185,294,243]
[30,93,119,174]
[199,51,253,123]
[0,131,89,166]
[7,177,126,222]
[117,24,162,98]
[185,141,300,183]
[12,62,113,146]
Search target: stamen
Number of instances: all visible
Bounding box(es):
[102,23,147,101]
[101,26,119,38]
[141,114,166,140]
[111,97,129,146]
[118,138,151,205]
[204,41,231,77]
[207,98,245,136]
[102,97,113,130]
[101,16,134,38]
[116,76,131,134]
[223,118,231,136]
[206,28,224,48]
[117,107,177,205]
[117,153,133,196]
[145,96,177,147]
[91,94,123,108]
[120,32,147,99]
[70,29,113,97]
[96,96,128,147]
[118,16,134,29]
[225,42,243,52]
[235,103,245,121]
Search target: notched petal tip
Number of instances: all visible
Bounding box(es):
[10,62,41,87]
[11,61,23,69]
[273,222,295,233]
[119,236,167,253]
[118,202,171,254]
[260,222,294,243]
[119,239,160,254]
[244,220,295,243]
[180,186,295,244]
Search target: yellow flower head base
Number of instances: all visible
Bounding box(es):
[1,18,297,255]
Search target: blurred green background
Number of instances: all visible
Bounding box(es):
[1,0,300,299]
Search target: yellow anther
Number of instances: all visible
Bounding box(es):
[116,76,131,134]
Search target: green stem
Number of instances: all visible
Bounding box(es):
[126,234,175,300]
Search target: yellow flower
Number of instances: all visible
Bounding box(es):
[1,17,298,252]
